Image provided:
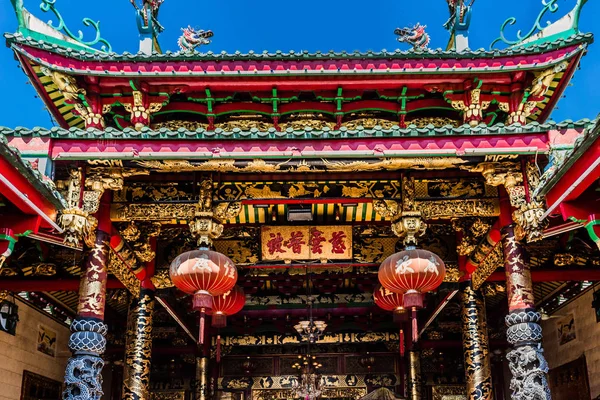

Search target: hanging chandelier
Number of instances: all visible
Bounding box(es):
[294,319,327,343]
[294,265,327,343]
[291,355,323,400]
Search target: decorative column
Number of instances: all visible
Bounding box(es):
[123,288,155,399]
[195,356,209,400]
[461,282,493,400]
[501,225,551,400]
[63,230,110,400]
[408,350,423,400]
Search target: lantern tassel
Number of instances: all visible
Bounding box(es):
[217,334,221,363]
[411,307,418,343]
[399,329,405,358]
[199,309,206,345]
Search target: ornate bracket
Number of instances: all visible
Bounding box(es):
[450,88,491,127]
[452,218,492,256]
[56,168,97,247]
[393,177,427,247]
[462,161,547,242]
[189,179,242,247]
[501,62,568,125]
[40,68,106,129]
[123,91,165,130]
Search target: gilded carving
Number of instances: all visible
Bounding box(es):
[123,290,155,400]
[472,245,503,290]
[108,250,141,297]
[40,68,105,128]
[461,284,493,400]
[408,351,423,400]
[373,200,400,220]
[151,120,208,131]
[323,157,467,172]
[151,269,174,289]
[408,116,461,127]
[417,199,500,220]
[342,118,397,129]
[112,203,197,222]
[213,117,273,131]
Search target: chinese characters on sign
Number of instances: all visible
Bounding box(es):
[261,226,353,261]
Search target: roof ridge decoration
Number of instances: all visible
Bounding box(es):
[444,0,475,52]
[0,119,593,140]
[130,0,165,55]
[5,31,593,60]
[394,24,430,50]
[491,0,588,49]
[177,26,214,53]
[9,0,111,53]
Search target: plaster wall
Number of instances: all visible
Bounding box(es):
[0,297,70,400]
[541,289,600,398]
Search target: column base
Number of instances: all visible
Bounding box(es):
[63,318,107,400]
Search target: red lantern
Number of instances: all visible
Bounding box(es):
[373,285,405,313]
[210,285,245,328]
[378,248,445,342]
[170,249,237,344]
[374,284,407,357]
[210,285,245,363]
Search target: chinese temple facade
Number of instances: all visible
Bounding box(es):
[0,1,599,400]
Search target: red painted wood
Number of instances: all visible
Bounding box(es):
[546,137,600,211]
[0,278,125,291]
[0,156,58,228]
[50,133,549,158]
[488,269,600,282]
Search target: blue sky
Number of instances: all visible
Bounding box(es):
[0,0,598,127]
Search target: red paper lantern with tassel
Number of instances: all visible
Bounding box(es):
[210,285,246,328]
[210,285,245,363]
[373,284,407,357]
[170,249,237,345]
[378,248,445,342]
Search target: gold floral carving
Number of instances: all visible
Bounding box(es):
[323,157,467,172]
[342,118,397,130]
[108,251,141,297]
[408,117,461,128]
[123,292,154,399]
[279,119,335,131]
[151,120,208,131]
[472,244,503,290]
[373,200,400,220]
[150,269,174,289]
[111,204,197,222]
[444,265,461,283]
[0,290,9,302]
[432,385,467,400]
[214,119,273,131]
[418,200,500,220]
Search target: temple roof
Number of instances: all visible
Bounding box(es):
[5,32,594,61]
[0,119,593,141]
[0,135,66,209]
[536,116,600,197]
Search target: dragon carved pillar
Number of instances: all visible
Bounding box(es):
[63,229,110,400]
[461,281,493,400]
[501,225,551,400]
[122,288,155,400]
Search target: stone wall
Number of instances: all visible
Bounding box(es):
[0,297,70,400]
[541,289,600,398]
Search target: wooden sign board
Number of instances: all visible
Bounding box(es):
[261,226,352,261]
